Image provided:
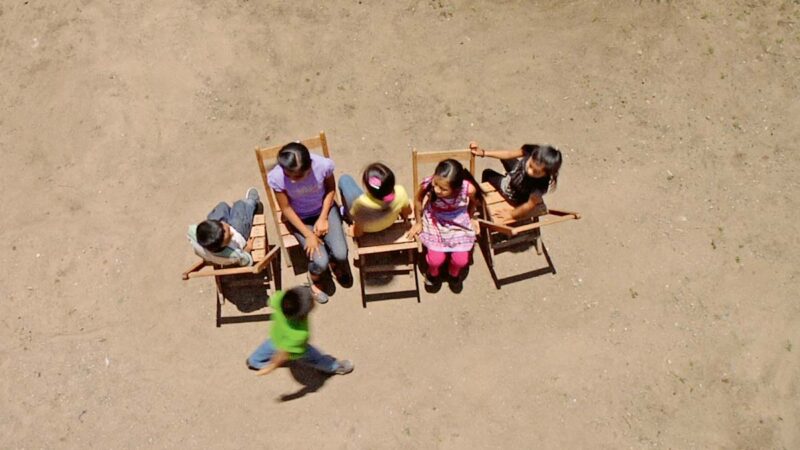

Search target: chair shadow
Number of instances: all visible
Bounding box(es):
[277,363,333,402]
[480,238,556,289]
[217,273,273,325]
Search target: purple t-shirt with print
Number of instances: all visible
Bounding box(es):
[268,153,335,219]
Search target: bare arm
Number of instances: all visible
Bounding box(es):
[406,185,427,238]
[276,191,321,257]
[510,195,544,220]
[469,141,524,160]
[255,350,290,377]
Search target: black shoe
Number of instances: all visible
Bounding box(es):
[246,358,258,371]
[447,275,464,294]
[423,273,442,293]
[333,265,354,288]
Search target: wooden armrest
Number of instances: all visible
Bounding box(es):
[477,218,514,236]
[182,259,208,280]
[251,245,280,273]
[510,213,580,235]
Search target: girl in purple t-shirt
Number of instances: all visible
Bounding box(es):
[267,143,351,303]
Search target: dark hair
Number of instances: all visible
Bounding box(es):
[425,159,484,204]
[362,162,396,201]
[277,142,312,173]
[521,144,562,190]
[281,286,314,320]
[197,220,226,253]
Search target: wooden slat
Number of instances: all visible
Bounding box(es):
[251,248,266,261]
[413,149,472,164]
[480,181,497,193]
[357,241,419,255]
[363,263,415,274]
[253,214,265,225]
[484,190,506,206]
[251,225,265,238]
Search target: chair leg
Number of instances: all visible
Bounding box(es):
[272,248,282,291]
[411,250,421,303]
[359,265,367,308]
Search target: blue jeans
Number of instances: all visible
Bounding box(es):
[207,198,257,239]
[338,174,364,218]
[247,339,340,373]
[291,206,348,275]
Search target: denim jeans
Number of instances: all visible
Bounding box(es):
[207,197,257,239]
[338,174,364,218]
[247,338,340,373]
[291,206,348,275]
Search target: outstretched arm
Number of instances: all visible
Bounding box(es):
[255,350,290,377]
[469,141,524,160]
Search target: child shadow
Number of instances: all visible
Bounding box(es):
[277,363,332,402]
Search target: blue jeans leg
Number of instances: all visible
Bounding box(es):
[298,344,339,373]
[322,206,348,265]
[291,215,331,275]
[247,339,276,369]
[207,202,231,222]
[338,174,364,217]
[230,199,256,239]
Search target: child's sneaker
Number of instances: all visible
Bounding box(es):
[334,360,354,375]
[245,187,260,203]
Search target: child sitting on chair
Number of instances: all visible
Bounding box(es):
[469,141,562,222]
[187,188,260,266]
[247,285,354,377]
[338,162,412,237]
[268,142,350,304]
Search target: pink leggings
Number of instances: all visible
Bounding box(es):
[426,250,470,277]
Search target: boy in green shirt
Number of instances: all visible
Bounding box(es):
[247,286,354,376]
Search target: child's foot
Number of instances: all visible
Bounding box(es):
[307,276,329,304]
[332,264,353,288]
[423,273,442,293]
[245,358,258,371]
[334,360,354,375]
[245,187,260,203]
[447,274,464,294]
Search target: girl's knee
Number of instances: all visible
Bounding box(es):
[450,251,470,268]
[426,250,447,267]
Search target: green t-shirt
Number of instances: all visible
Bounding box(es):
[269,291,310,359]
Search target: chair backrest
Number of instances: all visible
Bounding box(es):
[254,131,331,218]
[411,148,476,192]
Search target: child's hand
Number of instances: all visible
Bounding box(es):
[406,222,423,239]
[305,234,322,257]
[469,141,483,157]
[314,218,329,237]
[493,208,514,223]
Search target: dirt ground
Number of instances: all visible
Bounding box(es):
[2,0,799,448]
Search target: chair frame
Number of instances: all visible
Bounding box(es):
[350,218,421,308]
[182,213,282,326]
[476,180,581,289]
[254,131,332,270]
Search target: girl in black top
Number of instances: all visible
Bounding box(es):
[470,141,562,222]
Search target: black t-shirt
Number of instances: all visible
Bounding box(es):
[502,148,551,205]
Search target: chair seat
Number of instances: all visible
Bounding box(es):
[355,221,419,255]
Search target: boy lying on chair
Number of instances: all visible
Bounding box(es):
[187,188,260,266]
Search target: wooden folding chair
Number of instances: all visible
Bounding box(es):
[181,213,282,327]
[476,181,581,288]
[350,219,420,308]
[254,131,331,270]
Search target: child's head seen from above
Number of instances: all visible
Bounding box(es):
[363,162,396,203]
[281,285,315,320]
[427,159,484,202]
[197,219,231,252]
[277,142,312,181]
[522,144,562,187]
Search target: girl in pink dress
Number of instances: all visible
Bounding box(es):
[408,159,484,293]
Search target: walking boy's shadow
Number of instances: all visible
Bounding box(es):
[277,364,332,402]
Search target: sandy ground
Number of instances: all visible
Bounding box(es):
[2,0,799,448]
